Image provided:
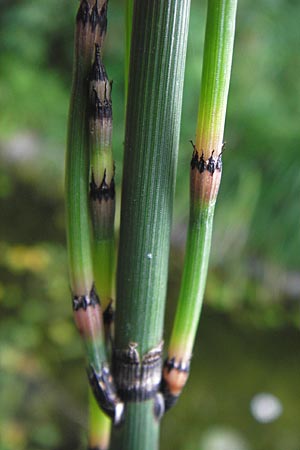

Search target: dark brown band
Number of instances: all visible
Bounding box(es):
[77,0,108,36]
[72,285,100,311]
[113,342,163,402]
[90,171,115,202]
[88,363,124,426]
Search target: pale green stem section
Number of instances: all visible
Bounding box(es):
[66,7,111,449]
[93,240,114,305]
[169,0,238,359]
[88,389,111,450]
[169,201,215,357]
[89,106,115,309]
[66,57,94,294]
[196,0,237,156]
[87,26,115,450]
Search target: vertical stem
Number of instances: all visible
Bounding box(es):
[88,391,111,450]
[111,1,191,449]
[195,0,237,157]
[66,1,112,448]
[164,0,238,408]
[125,0,134,104]
[66,2,95,298]
[89,44,115,314]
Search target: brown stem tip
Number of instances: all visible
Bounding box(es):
[161,357,190,412]
[76,0,108,45]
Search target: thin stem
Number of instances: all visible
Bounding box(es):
[164,0,238,409]
[66,1,112,448]
[89,44,115,314]
[110,1,191,449]
[195,0,237,157]
[87,30,115,448]
[66,2,95,296]
[88,390,111,450]
[125,0,134,104]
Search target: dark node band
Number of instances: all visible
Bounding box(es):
[216,153,222,171]
[103,301,114,326]
[153,392,165,421]
[87,363,124,426]
[207,151,215,174]
[160,378,179,412]
[91,1,108,34]
[164,357,190,374]
[90,1,100,31]
[91,87,112,120]
[91,44,108,82]
[90,171,115,202]
[77,0,108,35]
[190,141,223,175]
[160,357,191,412]
[113,342,163,402]
[72,285,100,311]
[76,0,90,25]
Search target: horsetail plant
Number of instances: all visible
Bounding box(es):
[87,26,116,450]
[110,1,191,449]
[66,1,122,449]
[89,43,115,325]
[163,0,238,408]
[65,0,238,449]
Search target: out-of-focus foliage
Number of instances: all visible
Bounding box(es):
[1,0,300,449]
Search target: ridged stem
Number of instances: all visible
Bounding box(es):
[89,43,115,314]
[65,1,111,448]
[125,0,134,104]
[110,1,191,449]
[66,3,95,296]
[165,0,238,405]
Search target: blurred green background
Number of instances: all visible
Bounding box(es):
[1,0,300,449]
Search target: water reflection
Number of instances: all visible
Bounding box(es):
[200,426,250,450]
[250,393,283,424]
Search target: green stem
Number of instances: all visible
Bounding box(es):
[169,200,216,357]
[88,390,111,450]
[111,1,191,449]
[89,44,115,313]
[125,0,134,104]
[87,40,115,450]
[65,2,112,448]
[165,0,238,406]
[110,403,159,450]
[66,4,95,296]
[195,0,238,157]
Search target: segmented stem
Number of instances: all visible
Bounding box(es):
[164,0,238,409]
[89,43,115,316]
[66,1,112,447]
[110,1,191,449]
